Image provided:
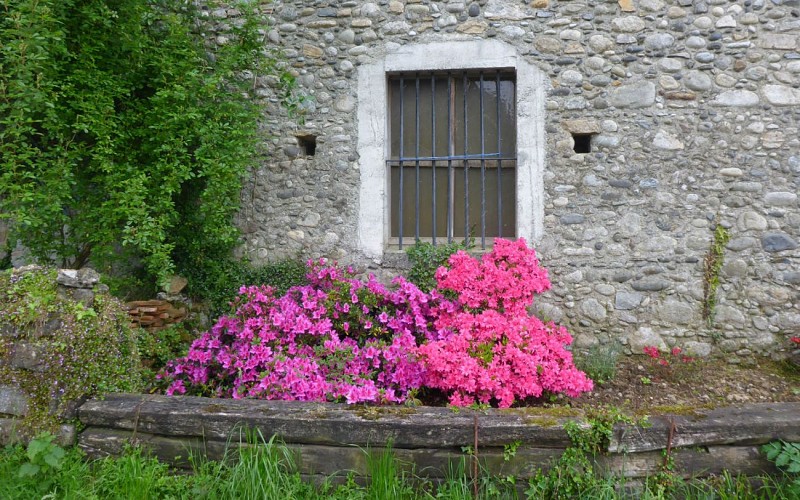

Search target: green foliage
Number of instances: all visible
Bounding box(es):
[183,257,307,318]
[574,343,621,385]
[503,440,522,462]
[136,323,194,389]
[0,241,11,271]
[703,224,730,326]
[16,433,66,497]
[365,443,417,500]
[0,0,300,288]
[94,445,195,500]
[763,441,800,493]
[0,267,141,434]
[565,406,634,456]
[1,432,799,500]
[136,324,191,371]
[526,407,638,498]
[405,240,470,292]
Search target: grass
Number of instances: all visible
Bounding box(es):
[1,433,798,500]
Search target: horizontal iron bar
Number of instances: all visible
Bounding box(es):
[388,154,513,162]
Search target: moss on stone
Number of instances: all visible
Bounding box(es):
[351,405,418,421]
[0,267,142,438]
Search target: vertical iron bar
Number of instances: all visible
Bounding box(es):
[431,75,437,246]
[447,74,454,244]
[415,75,420,243]
[463,73,469,245]
[479,72,486,250]
[399,77,404,250]
[496,72,502,239]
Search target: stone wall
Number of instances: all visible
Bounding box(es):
[0,268,107,446]
[224,0,800,358]
[78,395,800,485]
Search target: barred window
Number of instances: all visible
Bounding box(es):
[388,71,517,249]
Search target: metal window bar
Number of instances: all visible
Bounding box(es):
[496,72,502,239]
[389,71,515,250]
[398,77,404,249]
[479,72,486,249]
[462,72,469,248]
[447,73,453,244]
[431,74,437,246]
[415,76,420,245]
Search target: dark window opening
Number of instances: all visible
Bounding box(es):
[297,134,317,156]
[388,70,517,250]
[572,133,593,154]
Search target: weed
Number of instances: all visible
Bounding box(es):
[503,441,522,462]
[703,224,730,327]
[15,433,66,494]
[763,440,800,493]
[575,343,621,384]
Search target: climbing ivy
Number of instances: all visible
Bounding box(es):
[703,224,730,327]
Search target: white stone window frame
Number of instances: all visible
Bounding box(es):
[357,39,545,259]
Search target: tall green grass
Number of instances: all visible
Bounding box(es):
[1,434,797,500]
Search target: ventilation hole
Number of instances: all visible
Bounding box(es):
[297,134,317,156]
[572,133,593,154]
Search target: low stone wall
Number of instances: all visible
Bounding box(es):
[78,395,799,483]
[0,268,104,446]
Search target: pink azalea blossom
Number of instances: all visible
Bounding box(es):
[160,239,592,407]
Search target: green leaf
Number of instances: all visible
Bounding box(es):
[27,436,52,461]
[17,462,40,478]
[44,447,65,469]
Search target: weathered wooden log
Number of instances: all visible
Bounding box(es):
[78,426,563,479]
[608,403,800,453]
[76,395,800,481]
[596,445,778,478]
[78,394,575,448]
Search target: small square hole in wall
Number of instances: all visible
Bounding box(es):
[572,133,593,154]
[296,134,317,156]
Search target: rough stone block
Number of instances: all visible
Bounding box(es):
[0,385,28,416]
[57,268,100,288]
[761,233,798,253]
[608,81,656,108]
[0,322,20,339]
[10,342,48,372]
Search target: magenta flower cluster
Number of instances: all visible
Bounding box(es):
[161,239,593,407]
[419,238,593,407]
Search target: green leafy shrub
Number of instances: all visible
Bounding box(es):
[405,240,470,292]
[136,324,192,371]
[763,441,800,493]
[182,257,307,318]
[0,0,300,289]
[0,268,141,434]
[16,433,66,484]
[136,324,195,390]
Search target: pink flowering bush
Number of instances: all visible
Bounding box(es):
[161,261,442,404]
[418,238,593,408]
[642,345,697,383]
[643,345,695,367]
[161,239,593,408]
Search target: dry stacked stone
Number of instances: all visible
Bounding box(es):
[127,300,188,332]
